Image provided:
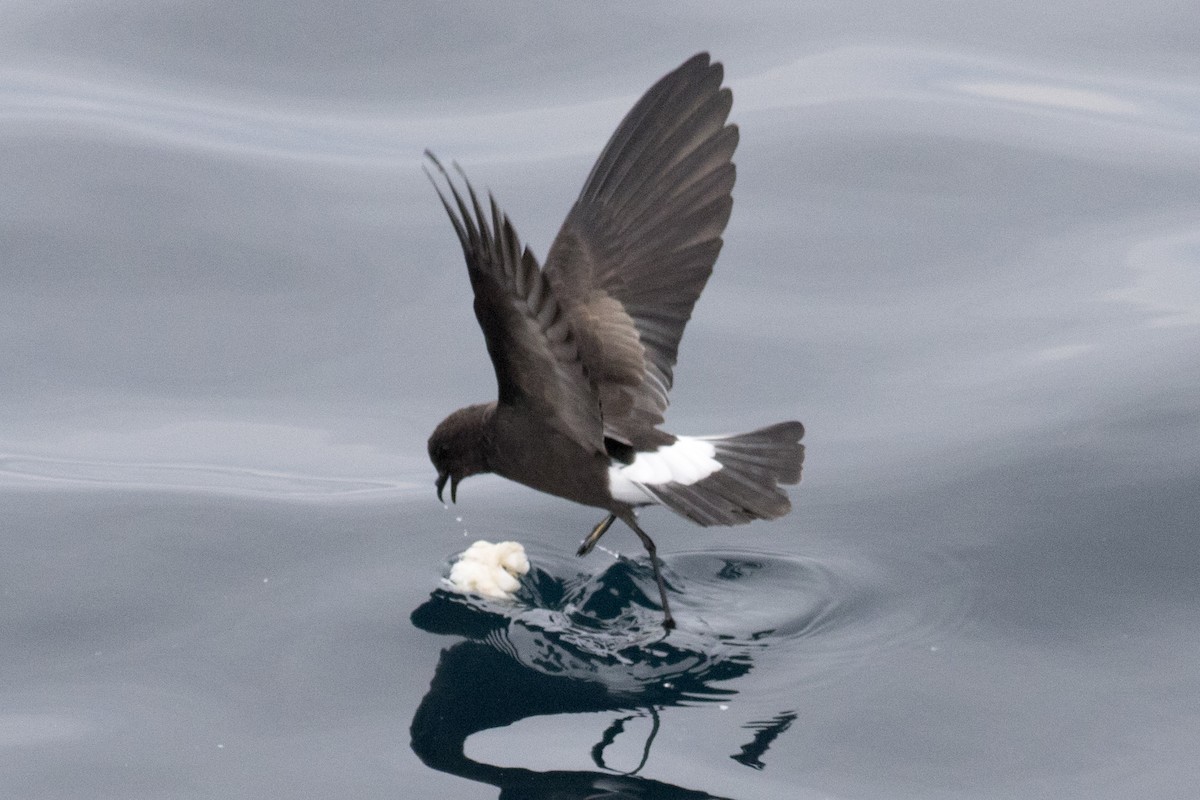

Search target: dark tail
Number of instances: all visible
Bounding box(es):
[642,421,804,527]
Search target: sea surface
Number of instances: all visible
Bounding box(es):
[3,3,1199,798]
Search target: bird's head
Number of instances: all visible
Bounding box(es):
[427,403,494,504]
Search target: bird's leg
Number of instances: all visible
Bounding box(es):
[620,513,675,630]
[577,513,617,556]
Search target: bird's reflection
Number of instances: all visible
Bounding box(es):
[409,557,795,799]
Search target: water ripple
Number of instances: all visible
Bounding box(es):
[0,454,402,498]
[6,46,1200,166]
[0,68,617,165]
[415,544,976,696]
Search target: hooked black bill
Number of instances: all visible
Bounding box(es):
[435,471,459,504]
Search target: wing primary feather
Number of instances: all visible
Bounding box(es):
[487,194,506,280]
[524,246,544,309]
[434,157,483,255]
[457,165,493,257]
[613,126,737,234]
[583,53,714,204]
[422,154,471,252]
[582,66,680,202]
[602,83,730,219]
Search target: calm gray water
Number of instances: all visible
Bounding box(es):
[3,3,1199,798]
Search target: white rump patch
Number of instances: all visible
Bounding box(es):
[608,436,721,504]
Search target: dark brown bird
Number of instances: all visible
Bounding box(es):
[426,53,804,629]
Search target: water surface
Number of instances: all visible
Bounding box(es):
[3,3,1199,798]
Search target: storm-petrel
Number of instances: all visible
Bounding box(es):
[426,52,804,629]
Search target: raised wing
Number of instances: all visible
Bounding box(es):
[425,153,603,455]
[543,53,738,446]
